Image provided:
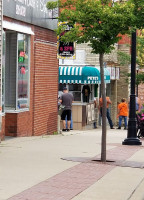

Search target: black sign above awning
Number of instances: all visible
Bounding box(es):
[57,22,76,59]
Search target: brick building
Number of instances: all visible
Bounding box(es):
[0,0,59,140]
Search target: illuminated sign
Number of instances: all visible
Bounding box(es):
[57,22,76,59]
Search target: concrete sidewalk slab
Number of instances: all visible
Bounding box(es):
[7,144,144,200]
[0,128,144,200]
[72,167,144,200]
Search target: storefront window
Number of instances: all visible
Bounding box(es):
[17,34,30,109]
[2,31,5,112]
[58,84,95,102]
[69,84,81,101]
[59,84,66,91]
[69,84,81,91]
[4,31,30,111]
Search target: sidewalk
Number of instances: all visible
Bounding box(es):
[0,128,144,200]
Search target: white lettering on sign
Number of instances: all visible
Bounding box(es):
[16,4,26,16]
[40,0,48,13]
[26,0,36,9]
[7,0,50,17]
[14,0,36,8]
[87,77,98,81]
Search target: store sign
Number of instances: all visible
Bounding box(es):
[107,67,120,80]
[115,67,120,80]
[87,76,99,81]
[57,22,76,59]
[3,0,58,30]
[111,67,116,80]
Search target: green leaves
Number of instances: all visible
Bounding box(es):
[118,32,144,69]
[131,0,144,29]
[137,33,144,68]
[117,51,131,66]
[46,1,58,9]
[46,0,144,55]
[136,72,144,85]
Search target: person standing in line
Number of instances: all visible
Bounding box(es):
[82,85,90,103]
[59,87,74,131]
[57,95,62,134]
[136,97,142,112]
[117,98,128,130]
[93,97,97,129]
[99,96,114,129]
[128,96,142,113]
[65,113,73,130]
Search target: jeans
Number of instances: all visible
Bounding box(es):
[100,108,113,128]
[93,122,97,128]
[65,113,73,129]
[119,116,127,127]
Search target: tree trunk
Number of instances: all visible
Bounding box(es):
[99,53,107,162]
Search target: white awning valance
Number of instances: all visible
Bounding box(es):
[3,20,34,35]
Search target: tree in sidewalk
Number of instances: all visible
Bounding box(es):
[47,0,144,162]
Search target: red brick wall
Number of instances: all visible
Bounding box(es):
[5,113,17,137]
[4,17,58,137]
[118,34,130,45]
[5,111,33,137]
[34,26,57,44]
[33,26,58,135]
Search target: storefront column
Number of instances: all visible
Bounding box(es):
[0,0,2,141]
[111,80,117,126]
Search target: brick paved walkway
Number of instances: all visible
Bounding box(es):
[8,145,143,200]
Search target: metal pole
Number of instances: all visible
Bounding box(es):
[136,69,138,97]
[122,31,142,145]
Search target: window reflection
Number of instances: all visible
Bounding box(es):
[17,34,29,109]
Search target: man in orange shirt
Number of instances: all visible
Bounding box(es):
[117,98,128,130]
[99,96,114,129]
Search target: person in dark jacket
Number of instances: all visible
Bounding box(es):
[82,85,90,103]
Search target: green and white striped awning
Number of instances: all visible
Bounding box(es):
[59,66,110,84]
[95,66,110,84]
